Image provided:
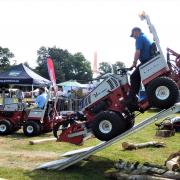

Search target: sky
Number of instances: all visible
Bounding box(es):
[0,0,180,69]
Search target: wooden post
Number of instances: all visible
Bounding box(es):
[155,130,175,137]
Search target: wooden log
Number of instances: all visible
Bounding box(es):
[29,138,57,145]
[122,141,165,150]
[105,172,172,180]
[113,159,180,179]
[162,171,180,179]
[166,156,180,171]
[165,151,180,165]
[155,130,175,137]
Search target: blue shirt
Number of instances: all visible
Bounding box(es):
[35,93,47,109]
[136,33,152,63]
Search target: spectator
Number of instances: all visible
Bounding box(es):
[56,86,66,112]
[16,87,24,103]
[57,86,65,98]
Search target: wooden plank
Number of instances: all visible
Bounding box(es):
[29,138,56,145]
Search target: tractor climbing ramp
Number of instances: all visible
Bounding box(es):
[36,103,180,171]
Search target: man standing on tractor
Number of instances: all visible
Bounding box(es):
[125,27,153,110]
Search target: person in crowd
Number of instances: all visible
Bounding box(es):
[16,87,25,109]
[57,86,65,98]
[16,87,24,103]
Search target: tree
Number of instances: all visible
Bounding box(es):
[112,61,125,74]
[24,61,33,70]
[98,62,113,75]
[71,52,92,81]
[35,46,93,83]
[0,47,14,72]
[98,61,125,75]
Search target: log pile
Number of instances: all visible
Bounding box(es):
[165,151,180,171]
[106,159,180,180]
[155,119,175,137]
[122,141,165,150]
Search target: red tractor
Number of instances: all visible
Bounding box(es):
[53,12,180,145]
[0,89,61,136]
[167,47,180,89]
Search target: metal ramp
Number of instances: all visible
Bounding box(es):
[36,103,180,171]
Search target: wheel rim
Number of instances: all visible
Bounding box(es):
[26,125,34,134]
[155,86,170,100]
[99,120,112,134]
[0,124,7,132]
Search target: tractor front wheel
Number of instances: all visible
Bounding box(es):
[0,120,13,135]
[23,121,41,137]
[146,77,179,109]
[92,111,127,141]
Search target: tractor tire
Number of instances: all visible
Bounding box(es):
[146,77,179,109]
[23,121,41,137]
[0,120,13,135]
[126,116,135,130]
[92,111,127,141]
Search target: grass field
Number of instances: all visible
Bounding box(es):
[0,110,180,180]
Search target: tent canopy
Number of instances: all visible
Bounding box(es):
[0,63,51,86]
[57,80,87,88]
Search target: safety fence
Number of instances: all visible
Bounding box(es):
[56,98,83,112]
[0,97,83,112]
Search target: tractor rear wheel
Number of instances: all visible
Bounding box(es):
[0,120,13,135]
[92,111,127,141]
[23,121,40,136]
[146,77,179,109]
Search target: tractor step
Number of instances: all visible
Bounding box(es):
[35,103,180,171]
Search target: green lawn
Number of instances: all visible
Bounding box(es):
[0,110,179,180]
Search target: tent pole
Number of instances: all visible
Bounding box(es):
[32,85,34,99]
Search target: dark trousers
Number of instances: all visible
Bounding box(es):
[130,64,141,96]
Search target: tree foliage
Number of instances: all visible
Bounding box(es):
[112,61,125,74]
[0,46,14,72]
[35,46,92,83]
[98,62,112,75]
[98,61,125,75]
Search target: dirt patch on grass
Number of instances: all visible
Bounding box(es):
[0,149,60,170]
[0,134,63,170]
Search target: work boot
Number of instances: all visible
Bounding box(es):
[123,94,143,112]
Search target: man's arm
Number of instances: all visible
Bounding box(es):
[132,49,140,67]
